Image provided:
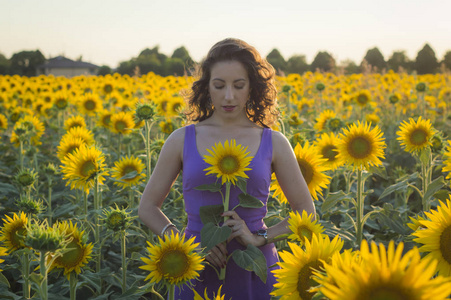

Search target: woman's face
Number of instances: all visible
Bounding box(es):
[208,60,250,118]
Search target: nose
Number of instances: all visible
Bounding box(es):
[225,86,234,100]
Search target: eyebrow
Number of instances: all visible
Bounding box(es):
[211,78,246,83]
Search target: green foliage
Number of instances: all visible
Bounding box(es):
[0,53,10,75]
[97,65,112,76]
[415,43,438,74]
[231,245,267,284]
[387,51,412,73]
[9,50,45,76]
[286,55,309,75]
[441,50,451,71]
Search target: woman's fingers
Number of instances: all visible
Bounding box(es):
[206,244,228,268]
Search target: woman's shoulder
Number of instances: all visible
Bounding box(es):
[163,126,188,147]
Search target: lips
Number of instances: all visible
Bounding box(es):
[222,105,236,112]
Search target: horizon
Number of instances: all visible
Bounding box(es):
[1,0,450,68]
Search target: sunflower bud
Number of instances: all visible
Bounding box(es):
[14,168,38,187]
[135,103,156,121]
[43,163,58,176]
[416,82,426,92]
[431,134,443,152]
[315,82,325,92]
[25,221,66,253]
[15,196,45,216]
[102,205,133,232]
[389,94,400,104]
[282,85,292,93]
[326,117,345,133]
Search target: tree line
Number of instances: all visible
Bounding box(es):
[1,43,450,77]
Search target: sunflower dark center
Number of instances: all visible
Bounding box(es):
[158,249,189,278]
[297,226,313,241]
[115,120,126,131]
[298,159,314,185]
[84,99,96,111]
[102,115,111,126]
[219,156,239,174]
[357,94,369,104]
[362,284,413,300]
[348,136,372,159]
[55,239,83,267]
[439,225,451,264]
[11,225,27,249]
[297,260,321,300]
[104,84,113,94]
[80,160,97,177]
[322,145,338,161]
[56,98,68,109]
[122,165,138,180]
[409,129,428,146]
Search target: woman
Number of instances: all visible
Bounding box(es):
[138,38,315,299]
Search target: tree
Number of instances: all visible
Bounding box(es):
[97,65,112,76]
[9,50,45,76]
[363,47,386,72]
[266,49,287,73]
[0,53,10,75]
[441,50,451,71]
[286,55,309,75]
[172,46,194,67]
[164,57,185,76]
[310,51,335,72]
[387,51,411,73]
[415,43,438,74]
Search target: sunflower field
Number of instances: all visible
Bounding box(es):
[0,70,450,299]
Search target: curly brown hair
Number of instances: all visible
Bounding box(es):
[184,38,279,128]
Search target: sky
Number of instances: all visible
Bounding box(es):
[1,0,450,68]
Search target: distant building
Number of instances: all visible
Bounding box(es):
[37,56,99,77]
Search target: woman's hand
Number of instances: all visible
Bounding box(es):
[222,211,264,247]
[205,243,228,269]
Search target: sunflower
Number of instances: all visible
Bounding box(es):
[110,155,146,188]
[194,285,226,300]
[271,235,344,300]
[0,246,8,271]
[315,240,451,300]
[354,90,372,107]
[159,118,175,134]
[314,132,344,170]
[57,136,86,161]
[406,214,427,231]
[62,126,95,146]
[287,210,325,245]
[64,115,86,131]
[50,220,93,277]
[412,196,451,276]
[314,110,336,131]
[110,111,135,135]
[0,113,8,130]
[337,121,386,170]
[60,144,108,193]
[139,232,204,286]
[96,109,113,129]
[10,114,45,147]
[53,91,70,110]
[0,212,29,252]
[441,141,451,180]
[203,139,253,185]
[78,93,102,116]
[397,117,435,154]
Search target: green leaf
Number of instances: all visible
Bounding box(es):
[195,183,223,193]
[200,223,231,252]
[238,193,264,208]
[423,176,445,202]
[321,191,351,213]
[236,177,247,194]
[378,172,419,200]
[433,189,451,201]
[231,244,267,283]
[199,204,224,225]
[0,272,10,287]
[419,147,432,166]
[120,170,138,180]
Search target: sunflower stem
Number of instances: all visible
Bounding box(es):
[21,252,31,299]
[19,139,24,169]
[69,272,77,300]
[48,178,53,226]
[93,175,102,293]
[421,151,432,211]
[39,251,48,300]
[121,230,127,294]
[168,284,175,300]
[144,120,153,180]
[219,181,232,281]
[355,169,365,247]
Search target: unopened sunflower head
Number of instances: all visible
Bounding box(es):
[102,205,134,232]
[24,220,68,253]
[135,102,156,121]
[326,117,345,133]
[416,82,427,92]
[14,168,38,188]
[315,82,325,92]
[43,163,58,177]
[15,196,45,216]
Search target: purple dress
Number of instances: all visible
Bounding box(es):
[175,124,279,300]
